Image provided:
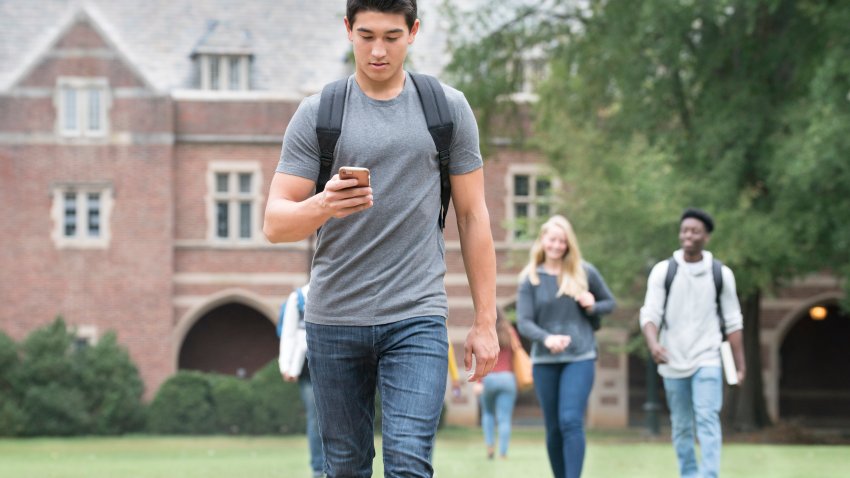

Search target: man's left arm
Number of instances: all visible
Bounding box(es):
[451,168,499,382]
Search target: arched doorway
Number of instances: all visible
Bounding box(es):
[779,302,850,427]
[178,302,279,377]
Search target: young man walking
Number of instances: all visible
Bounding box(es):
[263,1,499,477]
[640,208,746,478]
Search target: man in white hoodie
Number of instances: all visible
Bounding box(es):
[640,208,745,478]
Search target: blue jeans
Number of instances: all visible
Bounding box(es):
[480,371,517,457]
[306,316,448,478]
[533,360,595,478]
[663,367,723,478]
[299,374,325,475]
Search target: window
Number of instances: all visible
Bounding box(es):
[73,325,98,351]
[55,77,110,138]
[51,184,113,248]
[508,169,556,241]
[208,163,262,242]
[200,54,250,91]
[508,50,548,103]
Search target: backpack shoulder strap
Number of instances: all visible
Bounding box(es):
[660,257,678,331]
[315,78,348,194]
[296,287,305,320]
[276,299,286,338]
[712,259,726,340]
[409,72,455,230]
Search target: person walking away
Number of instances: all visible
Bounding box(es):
[640,208,745,478]
[262,2,499,476]
[279,284,324,478]
[516,215,616,478]
[477,309,519,460]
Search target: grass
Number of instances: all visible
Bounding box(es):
[0,427,848,477]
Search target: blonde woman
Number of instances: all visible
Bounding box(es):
[516,215,616,478]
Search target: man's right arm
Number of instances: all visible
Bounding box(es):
[263,172,373,243]
[640,263,668,364]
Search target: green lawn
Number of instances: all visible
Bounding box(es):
[1,427,847,478]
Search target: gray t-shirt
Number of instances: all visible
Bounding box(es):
[276,72,483,326]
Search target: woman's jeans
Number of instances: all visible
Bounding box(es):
[306,316,448,478]
[662,366,723,478]
[480,371,518,457]
[533,359,595,478]
[298,374,324,475]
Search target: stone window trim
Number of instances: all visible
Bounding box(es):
[505,164,560,243]
[73,324,99,349]
[206,161,264,245]
[50,182,113,249]
[54,76,112,139]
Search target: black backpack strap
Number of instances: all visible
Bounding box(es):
[713,259,726,341]
[409,72,454,230]
[315,78,348,194]
[660,257,678,332]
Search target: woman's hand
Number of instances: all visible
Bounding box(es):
[544,334,571,354]
[577,291,596,310]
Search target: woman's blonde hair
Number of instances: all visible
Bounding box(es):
[520,215,588,298]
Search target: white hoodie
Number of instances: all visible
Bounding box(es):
[639,250,743,379]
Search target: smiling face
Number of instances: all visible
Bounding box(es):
[679,217,710,257]
[344,10,419,93]
[541,225,569,263]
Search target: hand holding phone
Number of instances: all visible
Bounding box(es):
[339,167,370,187]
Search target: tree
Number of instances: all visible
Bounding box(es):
[444,0,850,430]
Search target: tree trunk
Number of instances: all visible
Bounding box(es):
[723,289,772,431]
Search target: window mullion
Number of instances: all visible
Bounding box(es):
[77,192,88,237]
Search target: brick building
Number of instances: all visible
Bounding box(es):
[1,0,847,428]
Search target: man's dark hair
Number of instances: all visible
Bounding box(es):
[680,208,715,233]
[347,0,418,31]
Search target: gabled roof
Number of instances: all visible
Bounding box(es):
[0,0,449,96]
[192,20,254,57]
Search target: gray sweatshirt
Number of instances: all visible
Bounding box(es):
[639,250,743,379]
[516,262,616,364]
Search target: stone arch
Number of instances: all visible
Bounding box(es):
[172,288,279,375]
[765,291,845,422]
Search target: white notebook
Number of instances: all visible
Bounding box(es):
[720,341,739,385]
[287,329,308,378]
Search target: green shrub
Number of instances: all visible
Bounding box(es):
[146,362,306,435]
[77,332,145,434]
[10,319,146,436]
[209,374,255,434]
[0,332,23,436]
[21,383,91,436]
[146,371,216,434]
[249,361,305,434]
[16,320,90,436]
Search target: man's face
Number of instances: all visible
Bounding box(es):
[345,11,419,85]
[679,217,710,255]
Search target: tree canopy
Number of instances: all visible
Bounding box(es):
[444,0,850,303]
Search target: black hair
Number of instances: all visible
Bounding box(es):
[347,0,418,31]
[680,208,715,233]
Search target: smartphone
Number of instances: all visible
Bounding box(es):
[339,166,370,187]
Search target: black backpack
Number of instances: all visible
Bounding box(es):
[660,257,727,340]
[314,72,455,229]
